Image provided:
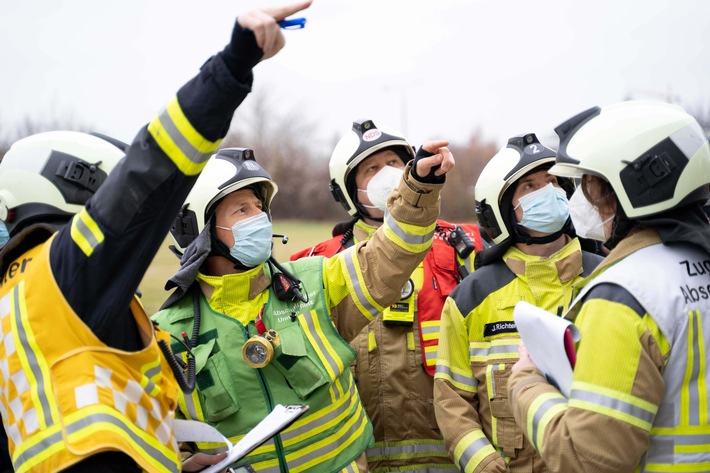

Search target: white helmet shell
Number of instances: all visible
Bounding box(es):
[0,131,126,236]
[170,148,277,253]
[551,101,710,219]
[328,119,414,217]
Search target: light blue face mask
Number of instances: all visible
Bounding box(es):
[514,183,570,234]
[216,212,273,267]
[0,222,9,248]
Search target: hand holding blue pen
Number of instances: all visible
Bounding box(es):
[278,17,307,29]
[238,0,312,60]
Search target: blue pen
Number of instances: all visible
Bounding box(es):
[278,17,307,29]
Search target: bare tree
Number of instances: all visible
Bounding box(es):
[223,91,344,221]
[441,130,498,222]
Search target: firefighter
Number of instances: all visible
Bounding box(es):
[0,2,311,472]
[289,119,485,472]
[151,137,455,472]
[434,133,603,472]
[510,101,710,472]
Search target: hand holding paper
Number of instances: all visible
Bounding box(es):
[173,404,309,473]
[513,301,580,397]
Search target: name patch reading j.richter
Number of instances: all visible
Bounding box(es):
[483,321,517,337]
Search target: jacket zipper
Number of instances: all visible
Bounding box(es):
[244,323,290,472]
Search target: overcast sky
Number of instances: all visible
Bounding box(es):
[1,0,708,151]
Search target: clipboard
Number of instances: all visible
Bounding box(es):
[513,301,580,397]
[173,404,309,473]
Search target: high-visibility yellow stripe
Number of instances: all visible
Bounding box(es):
[147,97,221,176]
[527,392,567,451]
[487,364,504,446]
[570,381,657,431]
[343,249,385,318]
[14,283,57,430]
[695,311,708,425]
[434,362,477,392]
[682,310,695,425]
[644,461,710,472]
[470,340,519,363]
[287,401,369,472]
[368,331,377,352]
[454,429,496,472]
[12,421,64,473]
[140,357,162,397]
[70,209,105,257]
[383,217,435,254]
[309,311,344,378]
[281,385,357,446]
[407,331,415,351]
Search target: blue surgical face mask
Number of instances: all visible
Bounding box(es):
[514,183,570,234]
[216,212,273,267]
[0,222,8,248]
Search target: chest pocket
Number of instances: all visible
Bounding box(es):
[192,338,241,423]
[270,323,328,400]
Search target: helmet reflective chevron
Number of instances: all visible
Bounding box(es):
[329,119,415,217]
[551,101,710,218]
[170,148,277,253]
[475,133,574,244]
[0,131,126,237]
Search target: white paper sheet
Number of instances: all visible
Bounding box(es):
[513,301,580,397]
[173,404,309,473]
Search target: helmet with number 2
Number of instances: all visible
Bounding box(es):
[475,133,573,244]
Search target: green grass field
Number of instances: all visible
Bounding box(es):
[138,220,338,315]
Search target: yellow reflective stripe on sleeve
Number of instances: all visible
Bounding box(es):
[469,340,519,363]
[342,247,384,319]
[147,96,221,176]
[407,331,415,351]
[454,429,496,473]
[70,209,104,257]
[569,380,658,431]
[682,310,707,426]
[434,362,477,392]
[367,331,377,352]
[526,391,567,451]
[384,212,435,253]
[421,320,440,341]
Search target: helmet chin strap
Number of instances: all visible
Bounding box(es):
[354,201,384,223]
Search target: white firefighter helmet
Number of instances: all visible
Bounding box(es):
[550,101,710,218]
[475,133,573,244]
[170,148,278,253]
[0,131,126,236]
[328,119,415,217]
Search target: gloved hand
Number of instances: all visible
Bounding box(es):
[411,140,454,184]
